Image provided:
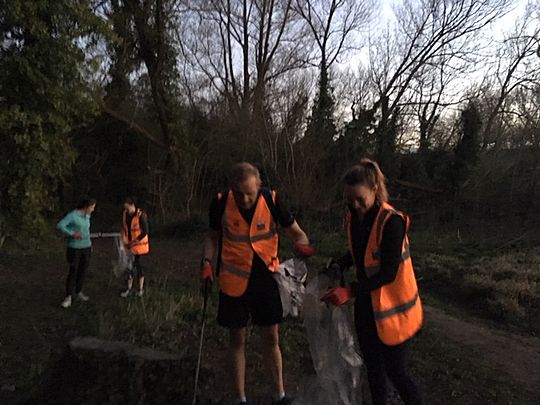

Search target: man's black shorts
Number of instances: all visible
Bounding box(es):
[217,273,283,329]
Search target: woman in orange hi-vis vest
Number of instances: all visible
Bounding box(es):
[322,159,423,405]
[201,162,315,405]
[120,197,150,298]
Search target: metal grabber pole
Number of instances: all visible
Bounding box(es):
[192,279,210,405]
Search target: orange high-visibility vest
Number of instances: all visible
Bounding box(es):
[220,190,279,297]
[347,202,422,345]
[122,209,150,255]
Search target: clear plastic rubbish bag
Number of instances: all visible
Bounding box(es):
[296,268,364,405]
[112,236,133,278]
[273,258,308,318]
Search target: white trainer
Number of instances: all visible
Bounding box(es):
[61,296,72,308]
[136,289,144,298]
[120,289,132,298]
[77,292,90,302]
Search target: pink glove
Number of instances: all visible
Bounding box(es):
[72,231,82,240]
[321,287,353,306]
[294,242,316,258]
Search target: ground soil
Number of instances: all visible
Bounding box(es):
[425,305,540,389]
[1,236,539,404]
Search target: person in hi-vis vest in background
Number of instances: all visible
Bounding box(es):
[201,162,315,405]
[322,159,423,405]
[120,197,150,298]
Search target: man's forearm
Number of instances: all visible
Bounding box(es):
[202,231,219,261]
[284,221,309,244]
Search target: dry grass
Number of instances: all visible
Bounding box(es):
[415,247,540,334]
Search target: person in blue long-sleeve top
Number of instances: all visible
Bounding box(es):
[56,196,97,308]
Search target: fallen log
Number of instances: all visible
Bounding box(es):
[34,337,197,404]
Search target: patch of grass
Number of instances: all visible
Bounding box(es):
[97,282,202,350]
[2,230,65,258]
[313,231,347,259]
[152,216,207,240]
[311,224,540,335]
[414,248,540,335]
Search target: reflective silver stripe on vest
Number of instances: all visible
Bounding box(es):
[221,263,251,279]
[251,215,277,243]
[369,244,409,275]
[374,245,410,260]
[250,228,277,242]
[402,244,410,261]
[223,227,251,243]
[373,292,419,321]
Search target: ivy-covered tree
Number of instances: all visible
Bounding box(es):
[298,65,339,203]
[453,101,482,190]
[0,0,104,245]
[304,66,337,149]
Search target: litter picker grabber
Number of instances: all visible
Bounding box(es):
[322,258,345,287]
[192,278,211,405]
[90,232,121,238]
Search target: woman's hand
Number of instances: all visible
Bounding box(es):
[321,286,353,306]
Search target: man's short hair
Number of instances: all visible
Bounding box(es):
[229,162,260,185]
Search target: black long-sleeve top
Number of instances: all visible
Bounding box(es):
[336,203,405,295]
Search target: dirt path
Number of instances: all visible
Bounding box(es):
[424,304,540,391]
[2,237,540,404]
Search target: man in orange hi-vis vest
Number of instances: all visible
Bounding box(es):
[322,159,423,405]
[201,162,315,405]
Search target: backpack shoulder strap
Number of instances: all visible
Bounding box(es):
[216,190,228,223]
[260,187,280,224]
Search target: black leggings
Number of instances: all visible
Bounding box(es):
[128,255,144,279]
[65,247,91,297]
[354,297,423,405]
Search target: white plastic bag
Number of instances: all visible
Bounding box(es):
[272,258,364,403]
[297,269,364,405]
[273,258,308,317]
[112,236,133,278]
